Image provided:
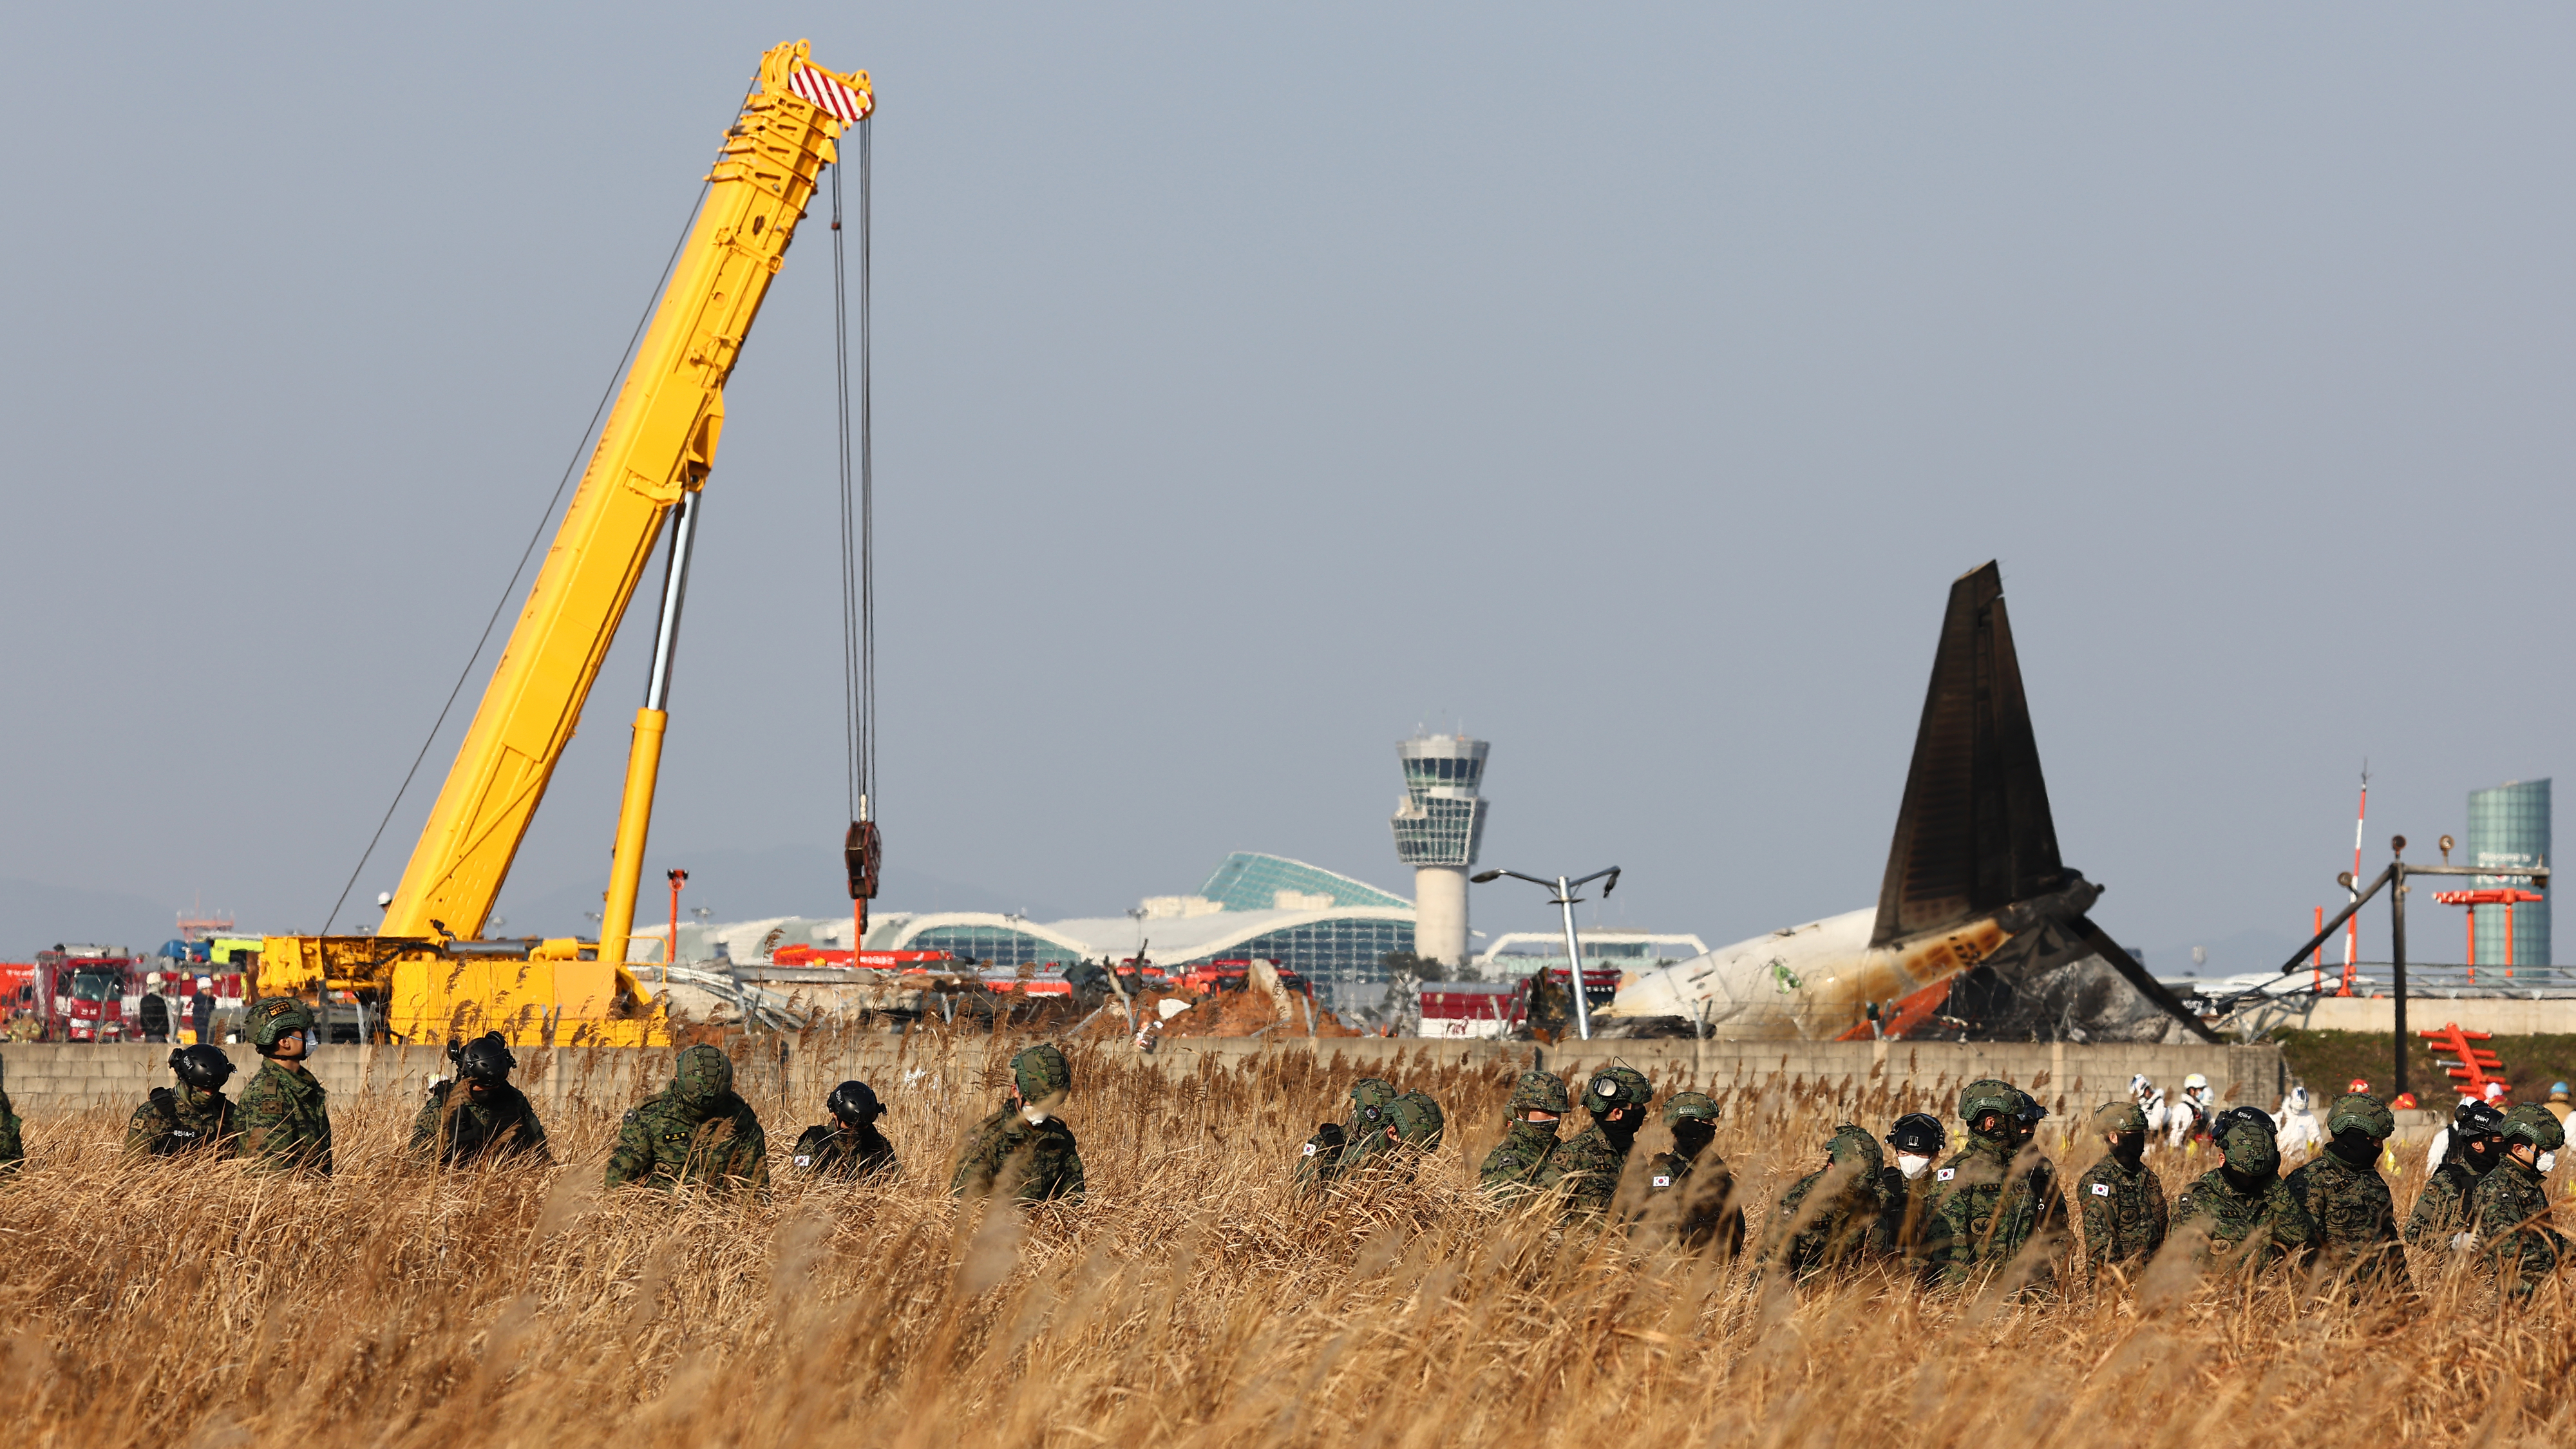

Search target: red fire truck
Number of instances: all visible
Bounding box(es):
[29,946,140,1041]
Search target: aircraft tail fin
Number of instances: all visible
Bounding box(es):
[1871,562,2068,948]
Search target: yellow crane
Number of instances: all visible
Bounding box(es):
[259,42,873,1045]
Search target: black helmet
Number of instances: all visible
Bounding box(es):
[169,1044,234,1091]
[2454,1099,2506,1142]
[1886,1111,1947,1155]
[826,1079,884,1128]
[453,1032,515,1083]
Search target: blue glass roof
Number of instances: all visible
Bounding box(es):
[1195,852,1410,912]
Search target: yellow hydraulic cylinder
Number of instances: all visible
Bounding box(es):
[598,706,669,968]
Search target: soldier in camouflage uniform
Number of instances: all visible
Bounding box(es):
[0,1050,24,1173]
[1536,1065,1653,1219]
[951,1042,1085,1204]
[412,1033,550,1169]
[2170,1105,2315,1278]
[2072,1101,2164,1289]
[2405,1099,2505,1251]
[124,1045,240,1160]
[605,1044,768,1197]
[236,998,333,1176]
[1478,1069,1569,1200]
[1341,1092,1446,1186]
[792,1080,898,1180]
[1759,1122,1893,1280]
[2471,1103,2568,1303]
[1645,1091,1745,1256]
[1922,1079,2065,1289]
[1298,1077,1397,1194]
[1880,1112,1947,1274]
[2282,1091,2409,1296]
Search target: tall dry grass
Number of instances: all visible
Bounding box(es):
[3,1038,2571,1448]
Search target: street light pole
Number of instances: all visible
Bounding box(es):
[1472,866,1622,1042]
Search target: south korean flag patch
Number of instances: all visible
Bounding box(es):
[2092,1182,2112,1197]
[1653,1175,1672,1188]
[794,1155,813,1168]
[1935,1167,1956,1182]
[1302,1143,1318,1157]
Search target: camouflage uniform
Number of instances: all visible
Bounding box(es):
[2282,1093,2408,1294]
[235,998,332,1176]
[1923,1079,2065,1289]
[1760,1124,1893,1278]
[2074,1101,2166,1289]
[605,1045,769,1197]
[2472,1104,2570,1302]
[2170,1107,2315,1278]
[124,1084,239,1160]
[1478,1070,1568,1199]
[1879,1112,1948,1274]
[1537,1065,1653,1219]
[1645,1092,1745,1256]
[410,1081,550,1168]
[0,1052,22,1173]
[951,1043,1084,1204]
[1300,1077,1397,1193]
[1338,1092,1445,1186]
[2404,1106,2504,1248]
[793,1121,897,1180]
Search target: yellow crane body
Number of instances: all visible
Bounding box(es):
[259,43,871,1046]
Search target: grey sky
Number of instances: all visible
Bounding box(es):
[3,6,2568,969]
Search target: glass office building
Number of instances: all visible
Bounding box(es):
[1195,851,1410,913]
[2468,778,2550,966]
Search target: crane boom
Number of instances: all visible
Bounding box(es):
[260,43,871,1045]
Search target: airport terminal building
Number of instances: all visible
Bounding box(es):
[863,852,1418,1012]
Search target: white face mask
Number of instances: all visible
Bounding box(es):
[1897,1152,1931,1180]
[2541,1151,2558,1174]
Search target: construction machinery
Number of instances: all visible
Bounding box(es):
[259,43,874,1045]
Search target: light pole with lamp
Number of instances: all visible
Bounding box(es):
[1470,866,1622,1041]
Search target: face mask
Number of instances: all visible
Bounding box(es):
[2111,1132,2146,1168]
[1019,1103,1050,1126]
[2328,1128,2380,1168]
[1897,1152,1931,1180]
[1670,1121,1716,1156]
[2540,1151,2558,1175]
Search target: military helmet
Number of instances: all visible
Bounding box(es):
[1010,1043,1074,1104]
[2324,1092,2395,1142]
[243,996,314,1052]
[455,1032,515,1083]
[1886,1111,1946,1155]
[2454,1099,2506,1140]
[1958,1078,2020,1132]
[1826,1122,1884,1175]
[2091,1100,2148,1135]
[826,1079,884,1126]
[2213,1105,2280,1177]
[672,1044,735,1103]
[1582,1065,1653,1117]
[1388,1091,1446,1150]
[2497,1103,2567,1154]
[1349,1077,1398,1112]
[1506,1069,1569,1117]
[169,1044,234,1091]
[1663,1090,1719,1125]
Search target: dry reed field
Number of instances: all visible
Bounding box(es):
[4,1035,2573,1448]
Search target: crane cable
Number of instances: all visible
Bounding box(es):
[322,182,713,937]
[833,119,880,933]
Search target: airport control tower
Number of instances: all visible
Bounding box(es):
[1392,734,1489,967]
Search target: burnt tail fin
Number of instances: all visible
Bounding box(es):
[1870,562,2067,948]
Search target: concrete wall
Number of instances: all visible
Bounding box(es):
[0,1034,2284,1117]
[2266,994,2576,1037]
